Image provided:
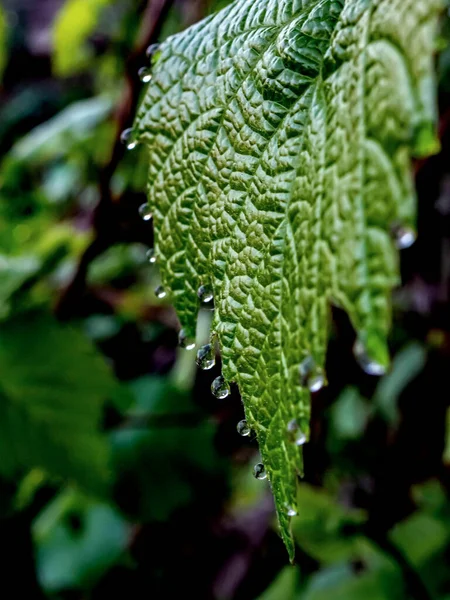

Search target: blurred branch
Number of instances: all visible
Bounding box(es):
[56,0,175,318]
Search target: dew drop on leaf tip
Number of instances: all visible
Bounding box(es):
[178,329,195,350]
[253,463,267,480]
[211,375,230,399]
[299,356,325,392]
[236,419,251,437]
[146,248,157,264]
[154,285,166,299]
[120,128,138,150]
[196,344,215,370]
[139,203,152,221]
[197,284,213,304]
[353,340,386,376]
[138,66,152,83]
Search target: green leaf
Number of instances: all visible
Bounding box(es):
[134,0,442,557]
[0,312,115,494]
[373,343,426,424]
[10,96,113,162]
[33,488,129,591]
[52,0,113,76]
[256,566,297,600]
[111,376,223,521]
[291,483,366,563]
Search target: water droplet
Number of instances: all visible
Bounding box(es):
[154,285,166,299]
[211,375,230,399]
[197,284,213,304]
[196,344,215,370]
[299,356,325,392]
[236,419,251,437]
[353,340,386,376]
[285,504,297,517]
[308,368,325,393]
[138,66,152,83]
[392,224,417,250]
[146,248,157,264]
[178,329,195,350]
[253,462,267,480]
[120,128,138,150]
[139,203,152,221]
[146,43,160,60]
[287,419,307,446]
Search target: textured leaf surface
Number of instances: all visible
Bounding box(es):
[134,0,441,557]
[0,313,114,493]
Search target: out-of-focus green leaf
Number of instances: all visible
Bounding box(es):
[291,484,366,564]
[300,540,404,600]
[33,488,130,591]
[389,512,450,567]
[10,96,113,162]
[257,566,297,600]
[330,388,371,441]
[411,479,448,514]
[52,0,113,77]
[374,343,426,424]
[0,312,116,494]
[0,255,42,316]
[112,376,222,521]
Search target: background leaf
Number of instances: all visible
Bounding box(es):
[52,0,114,77]
[0,312,115,494]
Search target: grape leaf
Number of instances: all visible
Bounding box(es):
[134,0,441,558]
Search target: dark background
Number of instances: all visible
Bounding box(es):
[1,1,450,598]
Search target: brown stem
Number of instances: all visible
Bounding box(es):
[56,0,174,318]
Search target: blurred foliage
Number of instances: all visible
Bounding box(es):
[0,0,450,599]
[52,0,114,77]
[0,3,7,81]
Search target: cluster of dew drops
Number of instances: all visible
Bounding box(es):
[120,41,419,499]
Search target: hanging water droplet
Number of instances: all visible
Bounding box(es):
[197,284,213,304]
[295,430,307,446]
[196,344,215,370]
[138,66,152,83]
[120,128,138,150]
[353,340,386,376]
[287,419,307,446]
[285,504,297,517]
[154,285,166,299]
[146,43,160,60]
[299,356,325,392]
[392,224,417,250]
[178,329,195,350]
[308,367,325,393]
[236,419,251,437]
[211,375,230,399]
[253,462,267,480]
[139,203,152,221]
[146,248,157,264]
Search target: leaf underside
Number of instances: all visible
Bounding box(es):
[135,0,441,558]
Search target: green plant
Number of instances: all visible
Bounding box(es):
[133,0,442,558]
